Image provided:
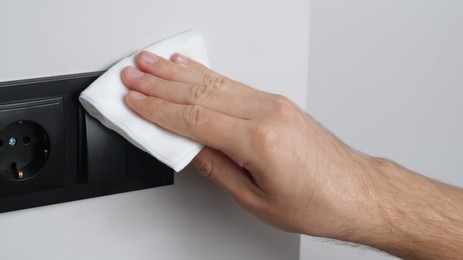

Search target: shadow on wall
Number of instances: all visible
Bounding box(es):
[115,165,300,259]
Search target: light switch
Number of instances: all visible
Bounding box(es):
[84,113,126,182]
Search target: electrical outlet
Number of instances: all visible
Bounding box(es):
[0,98,64,195]
[0,73,173,213]
[0,120,50,181]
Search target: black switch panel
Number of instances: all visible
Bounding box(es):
[83,113,127,183]
[0,72,174,213]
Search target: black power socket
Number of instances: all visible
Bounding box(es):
[0,72,173,213]
[0,98,64,195]
[0,120,50,181]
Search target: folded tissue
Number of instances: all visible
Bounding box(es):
[79,30,208,172]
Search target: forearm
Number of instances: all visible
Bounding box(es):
[350,157,463,259]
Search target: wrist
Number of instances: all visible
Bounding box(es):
[341,156,463,259]
[300,150,389,243]
[324,154,391,244]
[338,157,400,245]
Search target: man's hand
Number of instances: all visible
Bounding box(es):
[121,51,463,259]
[120,51,372,235]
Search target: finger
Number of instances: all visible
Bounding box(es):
[126,90,252,165]
[136,51,258,96]
[169,53,258,98]
[122,66,278,119]
[135,51,216,86]
[193,147,261,206]
[170,53,212,74]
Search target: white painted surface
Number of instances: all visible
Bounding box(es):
[303,0,463,259]
[0,1,310,259]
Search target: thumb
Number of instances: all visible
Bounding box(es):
[193,147,260,206]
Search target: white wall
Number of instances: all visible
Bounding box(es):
[302,0,463,259]
[0,1,310,259]
[7,1,459,259]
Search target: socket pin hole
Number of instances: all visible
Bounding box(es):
[23,136,31,145]
[11,162,17,171]
[0,139,3,148]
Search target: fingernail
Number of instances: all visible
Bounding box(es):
[197,167,208,177]
[175,53,190,65]
[127,67,144,78]
[129,91,147,100]
[141,51,158,64]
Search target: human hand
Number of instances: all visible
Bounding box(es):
[120,51,378,240]
[120,51,463,260]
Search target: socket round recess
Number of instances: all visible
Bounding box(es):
[0,120,50,181]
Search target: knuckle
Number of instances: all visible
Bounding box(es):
[201,74,227,90]
[270,95,296,121]
[250,122,280,152]
[189,84,212,103]
[182,105,208,127]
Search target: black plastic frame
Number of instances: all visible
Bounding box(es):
[0,72,174,213]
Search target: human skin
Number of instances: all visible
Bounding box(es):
[121,51,463,259]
